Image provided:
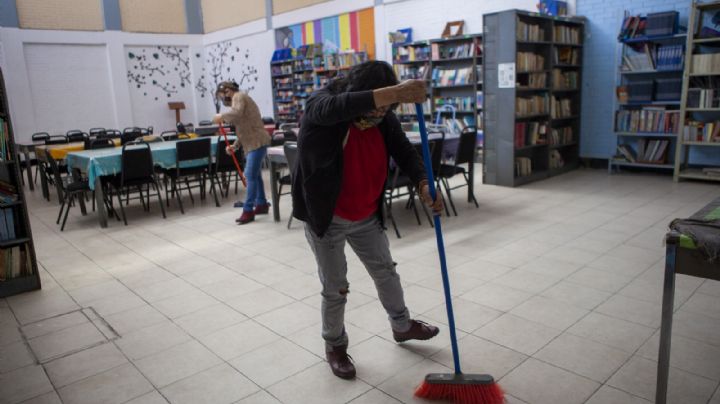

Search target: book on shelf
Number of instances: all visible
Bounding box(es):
[0,244,33,282]
[514,121,548,147]
[397,100,431,116]
[549,126,573,145]
[514,157,532,177]
[617,144,637,162]
[687,76,720,108]
[394,64,430,80]
[684,120,720,142]
[618,15,647,40]
[555,47,580,65]
[554,25,580,44]
[436,116,475,135]
[637,139,669,163]
[434,96,474,111]
[622,44,655,71]
[520,72,547,88]
[552,69,577,89]
[655,45,684,71]
[0,118,8,161]
[431,67,473,86]
[0,207,15,241]
[274,77,292,87]
[431,42,474,60]
[516,94,549,115]
[702,167,720,177]
[517,20,544,41]
[691,52,720,74]
[551,96,573,119]
[550,150,565,169]
[697,9,720,39]
[615,108,680,133]
[517,52,545,71]
[395,45,431,62]
[476,91,483,107]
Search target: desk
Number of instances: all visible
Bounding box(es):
[66,137,230,228]
[657,198,720,404]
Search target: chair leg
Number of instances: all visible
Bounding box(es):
[137,186,148,211]
[234,173,238,194]
[61,195,74,231]
[153,181,166,219]
[287,215,293,229]
[146,184,151,210]
[175,180,185,214]
[463,172,479,208]
[184,178,194,205]
[442,178,458,216]
[407,188,422,226]
[56,195,67,224]
[116,187,128,225]
[209,175,220,207]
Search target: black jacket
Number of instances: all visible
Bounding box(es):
[291,86,427,237]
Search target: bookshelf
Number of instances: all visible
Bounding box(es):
[610,11,685,173]
[482,9,585,187]
[271,45,369,123]
[391,35,483,143]
[674,0,720,182]
[0,68,40,298]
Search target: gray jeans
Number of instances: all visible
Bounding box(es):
[304,214,411,349]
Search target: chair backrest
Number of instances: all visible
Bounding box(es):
[283,142,299,175]
[429,137,443,174]
[67,132,88,142]
[43,151,65,190]
[147,126,154,134]
[120,143,154,184]
[89,128,106,137]
[198,120,212,126]
[176,138,211,168]
[101,129,121,139]
[88,138,115,149]
[454,127,477,166]
[215,136,242,172]
[45,135,69,145]
[121,129,142,145]
[32,132,50,142]
[138,135,163,143]
[161,130,178,141]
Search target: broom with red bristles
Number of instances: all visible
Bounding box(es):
[413,103,504,404]
[217,124,247,188]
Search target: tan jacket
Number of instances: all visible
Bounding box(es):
[221,92,270,153]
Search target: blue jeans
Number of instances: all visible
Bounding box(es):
[243,146,267,212]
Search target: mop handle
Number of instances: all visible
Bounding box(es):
[415,103,462,375]
[218,124,247,187]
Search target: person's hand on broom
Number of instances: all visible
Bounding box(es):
[419,180,444,215]
[373,79,427,107]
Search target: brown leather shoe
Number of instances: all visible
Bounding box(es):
[326,345,356,379]
[393,319,440,343]
[253,203,270,215]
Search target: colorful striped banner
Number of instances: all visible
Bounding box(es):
[338,13,350,50]
[304,21,314,44]
[349,11,359,51]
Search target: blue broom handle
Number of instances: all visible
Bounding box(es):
[415,103,462,375]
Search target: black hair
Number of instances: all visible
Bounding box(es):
[328,60,399,93]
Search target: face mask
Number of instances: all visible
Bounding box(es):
[353,115,384,130]
[222,95,232,107]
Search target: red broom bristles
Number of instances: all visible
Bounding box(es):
[415,380,505,404]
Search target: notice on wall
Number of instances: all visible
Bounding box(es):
[498,63,516,88]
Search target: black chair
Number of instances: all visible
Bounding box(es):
[45,135,68,145]
[25,133,50,184]
[198,120,212,126]
[88,138,115,149]
[109,143,166,225]
[101,129,122,139]
[282,142,298,229]
[50,155,90,231]
[89,128,107,137]
[436,127,480,215]
[121,128,142,145]
[32,132,50,143]
[162,138,218,214]
[147,126,154,134]
[67,130,88,143]
[210,136,243,198]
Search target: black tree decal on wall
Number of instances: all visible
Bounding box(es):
[195,41,259,113]
[127,46,191,101]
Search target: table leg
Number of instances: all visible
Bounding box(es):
[39,166,50,201]
[270,161,280,222]
[94,177,108,228]
[468,158,475,203]
[656,232,679,404]
[22,148,34,191]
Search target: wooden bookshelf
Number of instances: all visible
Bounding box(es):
[674,1,720,182]
[0,68,41,298]
[482,9,585,187]
[610,10,686,174]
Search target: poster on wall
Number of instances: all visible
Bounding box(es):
[125,45,195,131]
[274,8,375,59]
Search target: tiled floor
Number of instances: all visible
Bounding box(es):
[2,168,720,404]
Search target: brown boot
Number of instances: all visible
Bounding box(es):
[326,345,356,379]
[393,319,440,343]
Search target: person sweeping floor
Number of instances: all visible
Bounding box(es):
[291,61,444,379]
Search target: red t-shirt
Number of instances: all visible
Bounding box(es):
[334,125,388,221]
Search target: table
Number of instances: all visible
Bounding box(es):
[65,137,230,228]
[36,139,122,160]
[265,131,464,223]
[657,198,720,404]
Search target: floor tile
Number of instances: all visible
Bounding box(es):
[421,298,502,333]
[229,339,320,388]
[352,336,426,385]
[460,283,532,312]
[133,278,194,303]
[517,257,582,279]
[607,355,716,404]
[152,289,218,319]
[225,287,295,318]
[0,340,35,374]
[18,391,64,404]
[492,269,560,294]
[510,295,589,330]
[67,280,129,306]
[123,390,169,404]
[595,294,661,328]
[0,365,53,404]
[44,342,127,388]
[500,358,599,404]
[267,362,371,404]
[346,301,395,335]
[475,314,562,356]
[84,291,147,317]
[534,333,631,382]
[134,340,222,388]
[348,388,401,404]
[104,305,167,336]
[288,322,374,358]
[20,311,88,340]
[269,274,321,301]
[585,385,652,404]
[636,331,720,381]
[376,359,453,403]
[566,267,634,293]
[430,334,527,379]
[7,289,80,325]
[199,320,280,361]
[233,390,281,404]
[540,280,612,310]
[567,312,655,352]
[452,259,513,281]
[672,309,720,347]
[681,292,720,320]
[28,322,106,362]
[57,363,153,404]
[254,301,318,336]
[200,275,265,301]
[115,321,190,360]
[174,304,246,338]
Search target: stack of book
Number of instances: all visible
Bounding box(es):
[516,94,549,116]
[552,69,578,89]
[683,120,720,142]
[431,67,473,86]
[437,116,475,134]
[514,157,532,176]
[554,25,580,44]
[394,64,429,81]
[434,96,474,111]
[691,53,720,74]
[618,15,647,40]
[656,45,684,71]
[551,96,573,118]
[272,64,293,76]
[397,99,431,115]
[525,73,548,88]
[637,139,670,162]
[615,109,680,133]
[395,46,430,62]
[514,122,548,146]
[687,80,720,108]
[0,245,33,282]
[549,127,573,145]
[517,52,545,71]
[431,43,474,60]
[555,47,580,65]
[0,207,15,241]
[517,21,544,41]
[622,44,656,71]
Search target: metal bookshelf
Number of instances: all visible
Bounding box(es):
[610,19,686,174]
[674,0,720,182]
[0,68,41,298]
[483,9,585,187]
